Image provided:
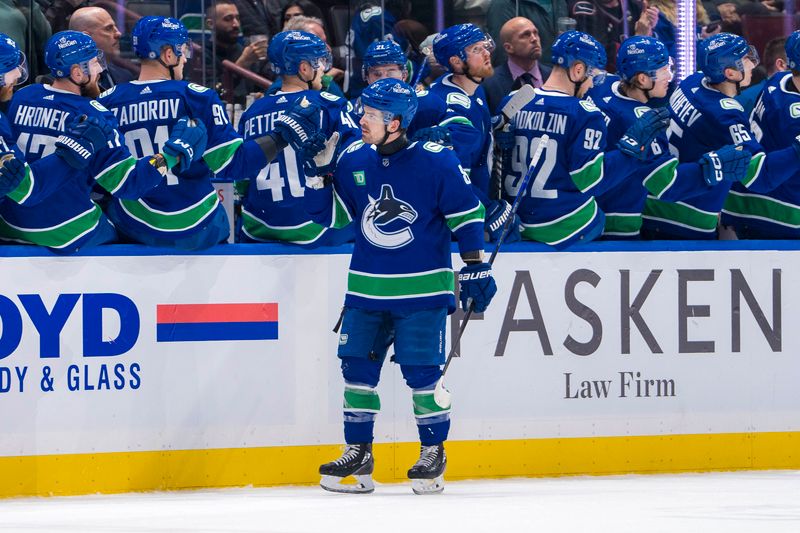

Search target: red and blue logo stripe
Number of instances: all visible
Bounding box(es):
[156,303,278,342]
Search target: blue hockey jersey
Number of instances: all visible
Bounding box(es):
[0,111,80,207]
[350,87,483,186]
[98,80,269,240]
[237,89,360,246]
[502,88,637,248]
[642,72,799,239]
[588,81,713,238]
[722,72,800,237]
[0,84,163,251]
[305,140,485,313]
[429,74,493,206]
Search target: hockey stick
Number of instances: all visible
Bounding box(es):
[433,134,550,408]
[491,84,536,199]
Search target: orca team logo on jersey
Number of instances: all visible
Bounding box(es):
[361,184,418,249]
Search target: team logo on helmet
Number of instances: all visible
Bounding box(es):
[361,184,418,249]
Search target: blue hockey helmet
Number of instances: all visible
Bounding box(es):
[432,23,494,71]
[45,31,104,79]
[551,30,607,77]
[132,16,192,60]
[785,30,800,71]
[697,33,759,84]
[616,36,672,83]
[362,40,407,81]
[271,30,331,76]
[360,78,418,129]
[0,33,27,87]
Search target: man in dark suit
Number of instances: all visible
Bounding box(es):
[482,17,551,114]
[69,7,135,91]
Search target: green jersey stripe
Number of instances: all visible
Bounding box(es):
[6,164,33,204]
[241,209,327,244]
[95,156,136,195]
[347,269,455,299]
[119,191,219,232]
[570,153,604,192]
[739,152,766,189]
[521,197,598,245]
[332,190,353,229]
[0,205,102,248]
[446,202,485,232]
[722,190,800,228]
[642,158,679,199]
[203,138,243,173]
[643,197,719,232]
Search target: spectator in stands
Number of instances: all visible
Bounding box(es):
[569,0,659,72]
[281,0,325,28]
[0,0,51,81]
[648,0,712,59]
[234,0,282,40]
[205,1,272,103]
[283,15,346,96]
[486,0,569,66]
[69,7,135,91]
[481,17,551,113]
[738,36,788,115]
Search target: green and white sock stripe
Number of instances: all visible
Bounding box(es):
[642,158,679,199]
[570,153,604,193]
[95,156,136,195]
[723,189,800,228]
[445,202,485,232]
[412,390,450,419]
[6,164,33,204]
[203,138,243,173]
[344,384,380,414]
[521,196,599,246]
[241,208,328,244]
[119,191,219,233]
[739,152,766,189]
[642,197,719,233]
[602,212,641,237]
[347,268,455,300]
[0,204,102,249]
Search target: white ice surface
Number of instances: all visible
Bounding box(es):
[1,471,799,533]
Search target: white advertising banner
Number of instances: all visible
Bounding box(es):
[0,246,796,457]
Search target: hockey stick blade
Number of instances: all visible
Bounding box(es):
[496,84,536,130]
[433,134,550,409]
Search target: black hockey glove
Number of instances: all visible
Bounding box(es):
[163,118,208,174]
[0,152,25,197]
[458,262,497,313]
[698,145,751,186]
[617,107,670,161]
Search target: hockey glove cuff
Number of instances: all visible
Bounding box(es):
[484,199,521,243]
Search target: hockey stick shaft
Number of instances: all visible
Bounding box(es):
[440,134,549,378]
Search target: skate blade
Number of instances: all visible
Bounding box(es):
[411,475,445,495]
[320,474,375,494]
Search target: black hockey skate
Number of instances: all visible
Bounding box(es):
[407,443,447,495]
[319,443,374,494]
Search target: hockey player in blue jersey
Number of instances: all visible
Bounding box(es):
[642,33,800,240]
[237,30,359,246]
[590,36,751,239]
[350,40,484,183]
[305,79,496,495]
[0,33,109,209]
[98,17,323,250]
[500,31,670,248]
[722,31,800,238]
[0,31,206,254]
[430,24,522,244]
